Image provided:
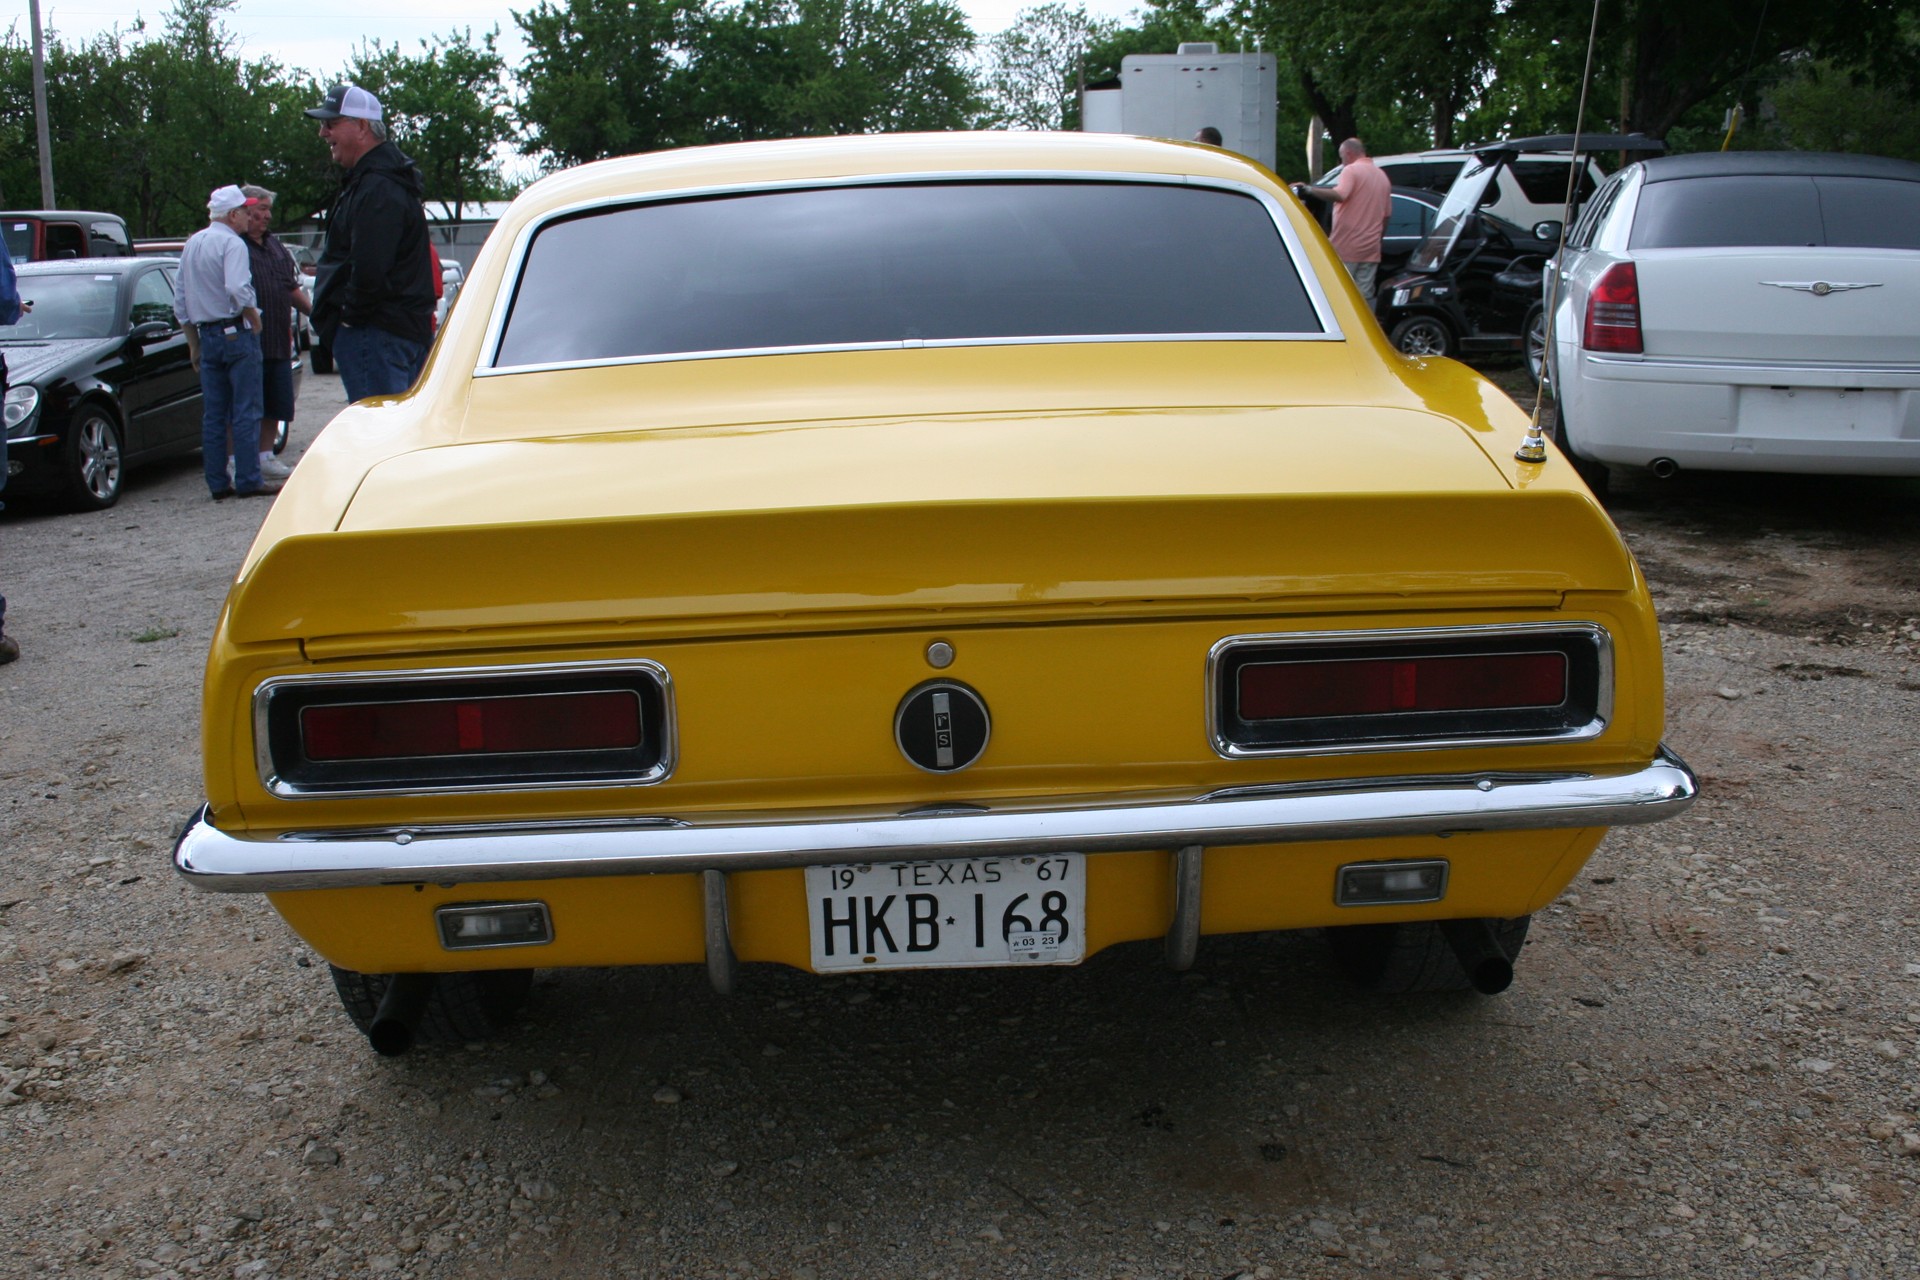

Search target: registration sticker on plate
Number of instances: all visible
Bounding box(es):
[805,855,1086,972]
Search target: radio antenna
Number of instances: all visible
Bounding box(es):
[1517,0,1607,465]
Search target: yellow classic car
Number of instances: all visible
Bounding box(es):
[174,133,1695,1055]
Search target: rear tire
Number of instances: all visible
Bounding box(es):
[1551,395,1611,495]
[267,420,289,455]
[327,965,533,1045]
[1524,304,1548,388]
[1326,915,1531,994]
[1389,314,1454,358]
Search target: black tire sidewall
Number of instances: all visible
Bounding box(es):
[65,406,123,511]
[1390,315,1452,358]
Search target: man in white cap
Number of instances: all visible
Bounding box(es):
[174,185,274,499]
[304,84,436,402]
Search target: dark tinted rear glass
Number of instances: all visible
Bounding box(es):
[1631,175,1826,248]
[1511,161,1597,208]
[1379,161,1461,193]
[1814,176,1920,249]
[495,181,1321,368]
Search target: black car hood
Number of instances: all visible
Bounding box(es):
[0,337,119,384]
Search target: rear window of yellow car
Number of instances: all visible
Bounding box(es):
[493,180,1325,367]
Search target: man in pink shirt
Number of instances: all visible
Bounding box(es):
[1297,137,1393,305]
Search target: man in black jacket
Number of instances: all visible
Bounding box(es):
[305,84,436,403]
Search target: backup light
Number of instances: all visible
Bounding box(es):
[1336,860,1449,906]
[436,901,554,950]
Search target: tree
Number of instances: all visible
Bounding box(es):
[689,0,980,139]
[348,28,517,220]
[520,0,980,158]
[784,0,979,133]
[1235,0,1497,154]
[1499,0,1920,141]
[980,3,1119,130]
[513,0,699,167]
[0,0,333,233]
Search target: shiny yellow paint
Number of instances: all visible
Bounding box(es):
[202,133,1670,978]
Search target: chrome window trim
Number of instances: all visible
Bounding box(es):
[252,658,676,799]
[1205,622,1613,759]
[474,169,1345,377]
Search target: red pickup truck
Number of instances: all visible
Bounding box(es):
[3,210,132,261]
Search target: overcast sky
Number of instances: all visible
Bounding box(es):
[28,0,1148,80]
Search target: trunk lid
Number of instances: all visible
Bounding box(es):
[225,401,1637,651]
[1635,247,1920,365]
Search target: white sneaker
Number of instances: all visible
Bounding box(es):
[259,454,293,480]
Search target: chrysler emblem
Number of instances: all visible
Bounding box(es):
[895,681,990,773]
[1759,280,1882,297]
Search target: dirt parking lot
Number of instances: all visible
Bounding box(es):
[2,366,1918,1279]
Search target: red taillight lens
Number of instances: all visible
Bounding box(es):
[1582,261,1642,353]
[302,691,642,762]
[1239,652,1568,722]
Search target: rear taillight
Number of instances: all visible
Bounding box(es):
[1582,262,1642,353]
[1239,652,1568,722]
[302,690,642,762]
[1210,627,1608,756]
[258,663,672,796]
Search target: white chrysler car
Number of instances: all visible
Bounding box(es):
[1546,151,1920,484]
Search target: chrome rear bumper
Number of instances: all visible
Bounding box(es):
[175,747,1696,894]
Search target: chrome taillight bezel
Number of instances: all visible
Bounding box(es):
[253,660,675,798]
[1207,623,1612,758]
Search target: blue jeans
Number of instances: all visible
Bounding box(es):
[334,324,426,404]
[200,323,264,494]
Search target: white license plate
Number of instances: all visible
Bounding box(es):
[805,854,1086,972]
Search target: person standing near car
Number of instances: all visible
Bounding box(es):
[175,185,272,500]
[304,85,436,403]
[1296,136,1393,305]
[240,184,311,481]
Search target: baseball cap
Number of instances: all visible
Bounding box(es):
[305,84,383,123]
[209,185,260,215]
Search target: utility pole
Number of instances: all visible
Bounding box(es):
[30,0,57,208]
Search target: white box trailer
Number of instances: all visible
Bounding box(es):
[1080,44,1277,172]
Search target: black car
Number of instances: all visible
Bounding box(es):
[1375,207,1560,361]
[2,256,287,510]
[1302,184,1445,277]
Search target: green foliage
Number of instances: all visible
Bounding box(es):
[4,0,1918,235]
[517,0,977,166]
[1762,58,1920,161]
[513,0,699,166]
[0,0,331,232]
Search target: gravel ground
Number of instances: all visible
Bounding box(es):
[2,366,1918,1279]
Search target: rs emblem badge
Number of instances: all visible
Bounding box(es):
[895,681,991,773]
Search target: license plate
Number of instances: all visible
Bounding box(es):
[805,854,1086,972]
